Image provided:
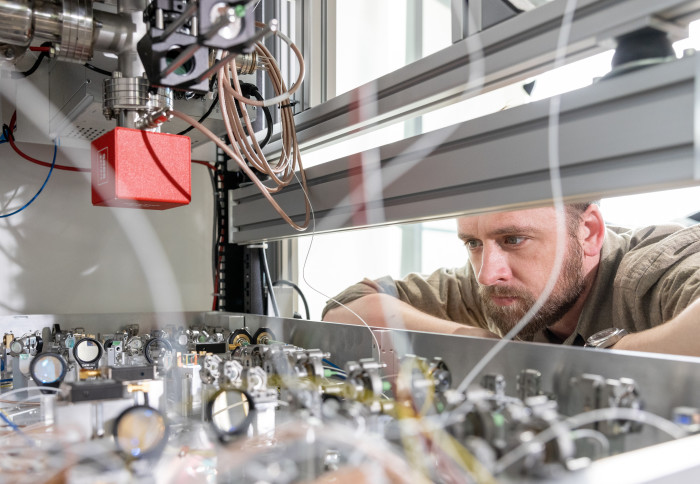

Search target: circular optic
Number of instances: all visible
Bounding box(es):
[73,337,103,368]
[9,340,23,355]
[228,329,252,349]
[114,405,168,459]
[165,46,195,77]
[144,338,173,368]
[253,327,277,345]
[207,388,255,440]
[30,352,68,386]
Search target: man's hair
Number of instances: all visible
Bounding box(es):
[565,201,599,236]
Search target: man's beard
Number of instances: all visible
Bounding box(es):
[478,238,585,341]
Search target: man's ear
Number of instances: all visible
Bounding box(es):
[580,204,605,257]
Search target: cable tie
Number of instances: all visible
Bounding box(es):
[3,124,14,142]
[279,101,298,110]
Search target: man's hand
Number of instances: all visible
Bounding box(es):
[323,293,498,338]
[611,297,700,357]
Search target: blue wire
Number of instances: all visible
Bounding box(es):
[1,140,57,218]
[0,409,24,434]
[0,408,34,446]
[323,358,342,370]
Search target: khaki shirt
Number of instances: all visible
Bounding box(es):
[322,225,700,345]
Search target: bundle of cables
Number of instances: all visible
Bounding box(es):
[171,24,310,231]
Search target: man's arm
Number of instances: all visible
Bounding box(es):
[323,293,498,338]
[612,297,700,356]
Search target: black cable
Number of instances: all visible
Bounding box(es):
[84,63,112,76]
[260,247,279,317]
[273,280,310,320]
[2,124,13,143]
[249,90,273,149]
[177,93,219,136]
[236,83,273,149]
[207,165,218,303]
[11,42,52,79]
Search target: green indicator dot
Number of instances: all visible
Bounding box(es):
[235,4,246,17]
[382,381,391,392]
[492,413,505,427]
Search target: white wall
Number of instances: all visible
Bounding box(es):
[0,139,215,317]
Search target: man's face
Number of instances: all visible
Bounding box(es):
[457,207,585,340]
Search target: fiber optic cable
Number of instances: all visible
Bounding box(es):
[1,139,57,218]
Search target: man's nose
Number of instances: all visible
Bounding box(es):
[477,246,512,286]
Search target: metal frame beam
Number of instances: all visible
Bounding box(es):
[261,0,699,160]
[230,54,698,243]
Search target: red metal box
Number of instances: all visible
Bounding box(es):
[91,127,191,209]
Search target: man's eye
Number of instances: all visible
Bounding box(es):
[465,240,482,250]
[504,236,526,245]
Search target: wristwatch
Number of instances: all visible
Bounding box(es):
[585,328,629,349]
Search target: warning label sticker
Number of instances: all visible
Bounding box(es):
[97,147,108,186]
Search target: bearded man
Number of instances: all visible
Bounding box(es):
[322,203,700,356]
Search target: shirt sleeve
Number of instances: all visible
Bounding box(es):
[613,225,700,330]
[321,265,490,330]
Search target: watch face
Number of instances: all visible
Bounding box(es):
[586,328,627,348]
[592,328,617,341]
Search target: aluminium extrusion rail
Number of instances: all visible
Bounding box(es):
[262,0,700,159]
[229,54,699,243]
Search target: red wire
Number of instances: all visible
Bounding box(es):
[192,159,216,170]
[191,159,221,309]
[212,271,219,311]
[8,111,90,172]
[29,47,51,52]
[8,113,219,176]
[7,114,223,310]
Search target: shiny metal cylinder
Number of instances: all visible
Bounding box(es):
[236,52,258,75]
[92,10,132,54]
[190,15,198,37]
[118,110,140,129]
[0,0,33,46]
[155,8,164,30]
[117,0,146,14]
[104,74,150,114]
[118,49,143,77]
[148,87,173,112]
[55,0,94,63]
[33,0,62,43]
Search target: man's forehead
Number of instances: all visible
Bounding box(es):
[457,207,558,234]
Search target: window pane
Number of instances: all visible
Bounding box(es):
[335,2,408,95]
[422,0,452,57]
[297,225,402,320]
[421,220,465,273]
